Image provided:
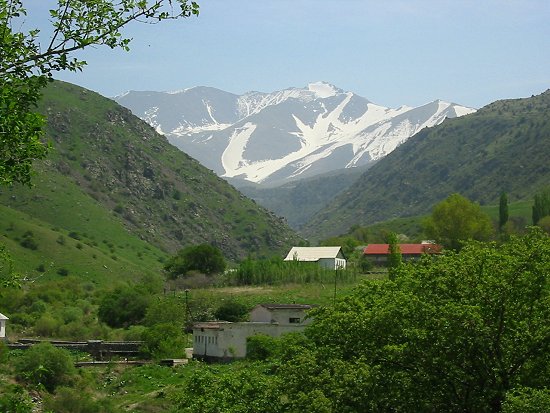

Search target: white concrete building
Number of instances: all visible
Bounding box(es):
[284,246,346,270]
[0,312,8,340]
[193,304,313,361]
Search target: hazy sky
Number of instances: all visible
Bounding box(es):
[26,0,550,108]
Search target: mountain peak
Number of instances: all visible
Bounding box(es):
[116,84,475,185]
[307,81,342,98]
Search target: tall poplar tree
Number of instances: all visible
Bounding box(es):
[499,192,509,229]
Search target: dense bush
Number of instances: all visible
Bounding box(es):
[246,334,279,361]
[98,286,151,328]
[141,323,187,360]
[15,342,76,392]
[214,301,248,322]
[43,387,119,413]
[0,385,33,413]
[164,244,226,278]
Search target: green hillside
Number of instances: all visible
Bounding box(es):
[0,81,302,282]
[237,165,370,229]
[303,90,550,240]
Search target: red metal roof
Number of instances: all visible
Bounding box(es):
[364,244,442,255]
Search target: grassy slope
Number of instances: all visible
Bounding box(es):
[0,81,302,285]
[303,90,550,240]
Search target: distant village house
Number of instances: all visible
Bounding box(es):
[0,312,8,340]
[284,246,346,270]
[192,304,313,361]
[364,242,442,265]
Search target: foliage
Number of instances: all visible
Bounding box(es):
[98,286,151,328]
[170,362,279,413]
[246,334,279,361]
[226,255,358,286]
[164,244,226,277]
[144,295,185,326]
[386,232,402,279]
[0,0,199,186]
[141,323,187,360]
[15,342,76,392]
[0,384,33,413]
[424,193,494,250]
[499,192,509,229]
[214,301,248,322]
[537,215,550,234]
[301,228,550,412]
[43,386,119,413]
[532,188,550,225]
[0,244,20,287]
[319,235,359,257]
[502,387,550,413]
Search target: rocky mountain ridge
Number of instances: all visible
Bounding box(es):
[115,82,475,186]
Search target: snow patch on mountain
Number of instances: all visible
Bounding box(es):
[115,82,476,185]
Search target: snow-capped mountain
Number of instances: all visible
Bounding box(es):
[115,82,475,185]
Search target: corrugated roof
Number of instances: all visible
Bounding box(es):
[284,246,343,261]
[364,244,442,255]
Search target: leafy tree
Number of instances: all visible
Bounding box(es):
[0,0,199,186]
[164,244,226,278]
[499,192,509,229]
[15,342,76,392]
[302,228,550,412]
[424,193,493,250]
[386,232,402,280]
[141,323,187,359]
[319,235,359,257]
[532,189,550,225]
[98,286,151,328]
[171,362,279,413]
[214,301,248,322]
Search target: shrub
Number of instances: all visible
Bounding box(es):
[57,268,69,276]
[214,301,248,322]
[15,342,76,392]
[20,238,38,250]
[164,244,226,278]
[141,323,187,359]
[0,385,33,413]
[98,286,151,328]
[246,334,279,360]
[43,387,118,413]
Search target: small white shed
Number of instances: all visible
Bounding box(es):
[0,312,8,339]
[284,246,346,270]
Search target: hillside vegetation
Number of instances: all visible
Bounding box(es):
[237,165,369,229]
[0,81,302,282]
[303,90,550,240]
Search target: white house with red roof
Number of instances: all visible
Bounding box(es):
[364,242,442,265]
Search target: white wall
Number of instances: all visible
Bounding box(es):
[193,323,307,359]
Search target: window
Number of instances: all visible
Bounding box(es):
[289,317,301,324]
